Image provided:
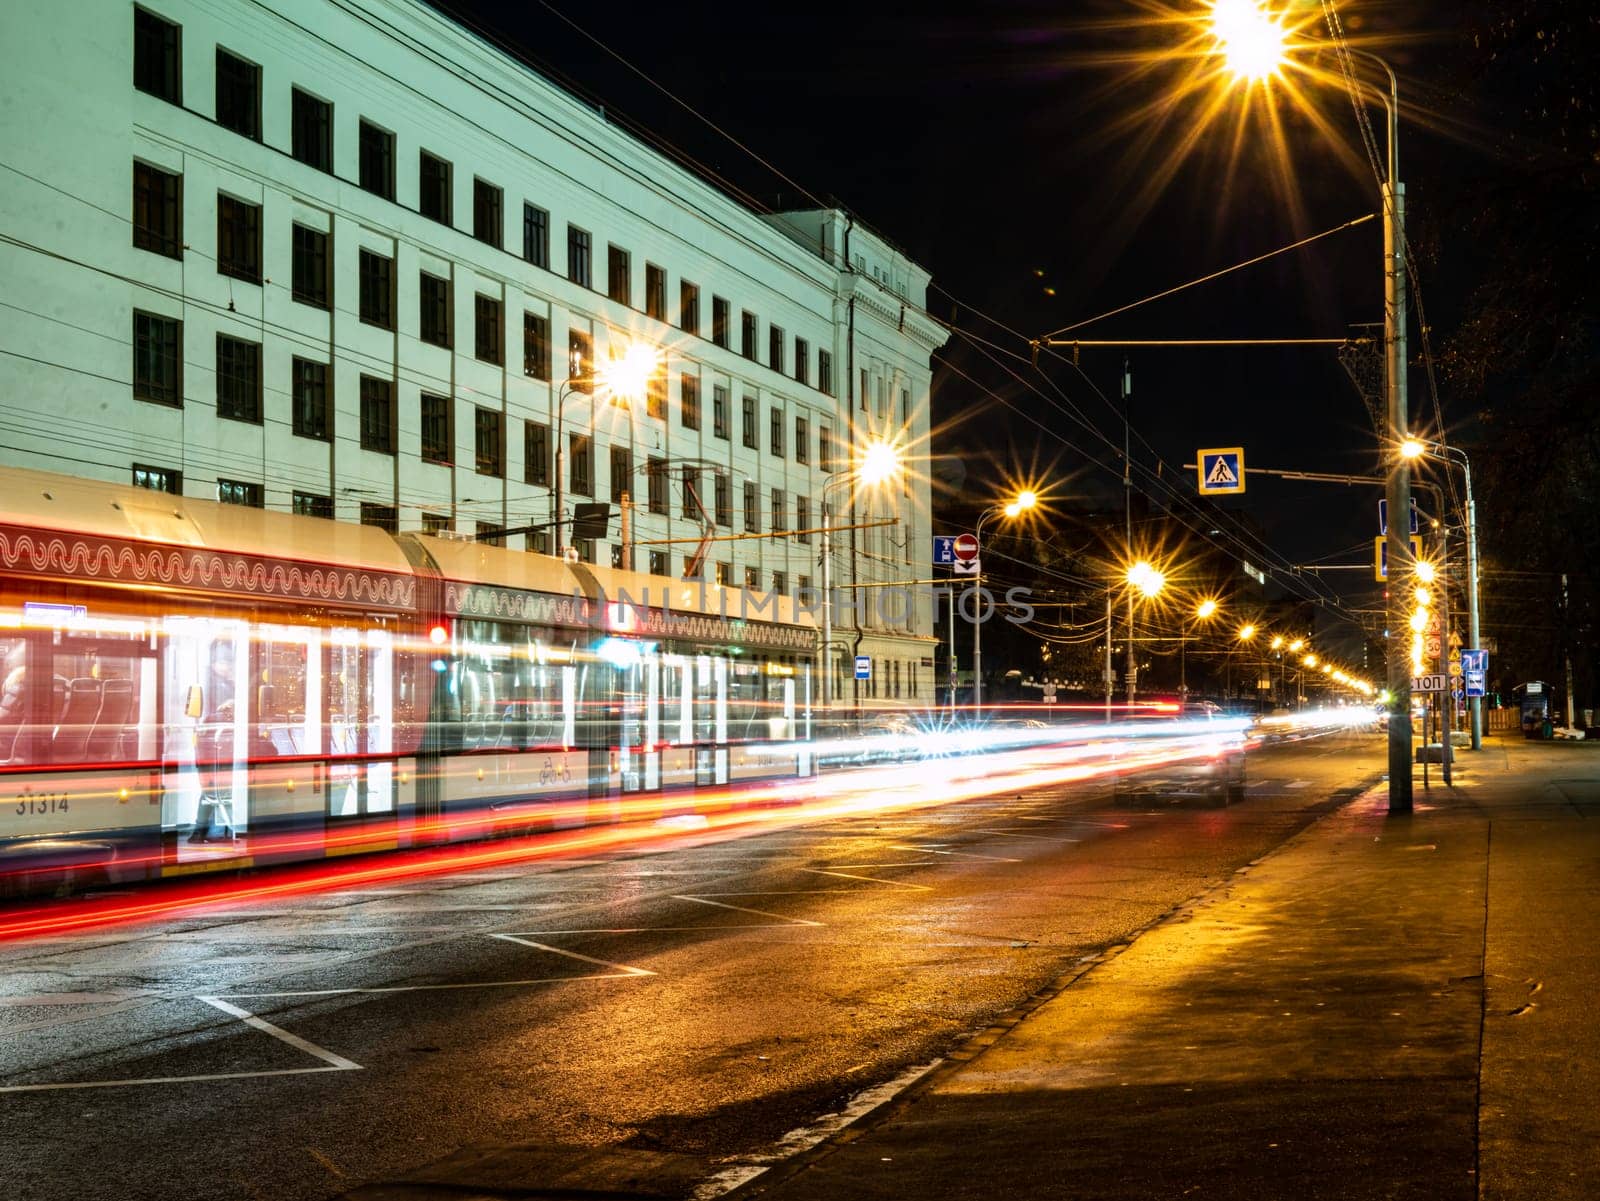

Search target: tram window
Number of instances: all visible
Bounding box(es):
[0,638,28,763]
[0,628,158,768]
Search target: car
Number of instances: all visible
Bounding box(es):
[1110,702,1248,806]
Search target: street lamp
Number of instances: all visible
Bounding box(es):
[1120,558,1166,704]
[1181,598,1220,699]
[820,440,901,710]
[972,489,1038,717]
[553,342,656,559]
[1400,436,1483,748]
[1210,3,1414,812]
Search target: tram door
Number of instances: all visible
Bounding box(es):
[160,617,248,836]
[324,626,394,818]
[693,655,728,786]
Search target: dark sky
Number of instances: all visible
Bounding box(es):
[434,0,1480,643]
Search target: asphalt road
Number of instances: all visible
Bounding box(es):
[0,731,1383,1201]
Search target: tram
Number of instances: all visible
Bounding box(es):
[0,467,816,895]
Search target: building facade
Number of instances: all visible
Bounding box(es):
[0,0,947,702]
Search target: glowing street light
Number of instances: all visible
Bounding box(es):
[1209,0,1288,82]
[1238,623,1257,641]
[553,343,658,558]
[1271,635,1285,650]
[1196,598,1219,619]
[974,487,1042,716]
[821,440,902,710]
[1126,560,1167,599]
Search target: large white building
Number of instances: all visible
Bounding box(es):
[0,0,948,702]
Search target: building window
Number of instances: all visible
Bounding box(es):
[474,406,504,477]
[680,282,700,335]
[132,463,181,493]
[741,394,757,449]
[744,566,760,591]
[523,313,550,379]
[769,325,785,374]
[712,385,729,440]
[901,387,911,425]
[795,416,810,465]
[714,473,731,526]
[680,373,700,430]
[682,557,701,579]
[769,406,785,458]
[799,574,811,597]
[133,8,181,104]
[795,338,810,386]
[420,272,451,347]
[477,521,504,546]
[567,226,592,288]
[771,488,786,534]
[523,204,549,268]
[568,328,593,389]
[574,539,595,564]
[819,349,833,396]
[569,434,592,496]
[645,263,666,319]
[525,421,550,485]
[420,393,451,465]
[474,294,503,365]
[360,503,398,534]
[741,311,758,359]
[359,375,394,453]
[820,426,835,472]
[293,491,332,519]
[132,311,181,406]
[420,513,450,535]
[649,550,667,576]
[743,481,759,533]
[291,224,329,309]
[215,49,260,140]
[351,249,392,329]
[470,178,502,248]
[607,244,630,305]
[772,571,787,595]
[530,530,550,555]
[712,296,730,348]
[359,120,395,200]
[291,88,332,172]
[215,335,261,422]
[609,446,632,504]
[132,162,181,259]
[796,496,811,542]
[292,357,330,440]
[646,362,667,420]
[216,194,261,282]
[419,151,452,225]
[715,561,732,587]
[681,469,702,519]
[217,478,263,507]
[646,456,668,515]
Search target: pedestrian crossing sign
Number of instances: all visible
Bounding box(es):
[1197,448,1245,495]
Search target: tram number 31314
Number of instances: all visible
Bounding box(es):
[16,793,71,815]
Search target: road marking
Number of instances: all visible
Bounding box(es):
[1286,779,1312,790]
[672,896,823,927]
[196,996,363,1068]
[890,844,1020,863]
[799,869,932,892]
[973,829,1081,843]
[488,937,656,974]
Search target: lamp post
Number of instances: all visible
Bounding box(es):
[1181,598,1220,699]
[1402,437,1483,749]
[552,343,656,559]
[1208,5,1413,812]
[1123,559,1166,703]
[971,490,1038,718]
[820,441,900,711]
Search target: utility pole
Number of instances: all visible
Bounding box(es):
[1122,358,1137,704]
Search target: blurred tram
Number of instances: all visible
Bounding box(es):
[0,467,816,896]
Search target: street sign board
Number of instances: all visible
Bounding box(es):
[854,655,871,681]
[1461,649,1488,700]
[952,533,979,562]
[1464,671,1486,698]
[952,557,980,577]
[1197,447,1245,495]
[1373,534,1425,581]
[1378,498,1420,536]
[1042,684,1057,703]
[1459,649,1488,673]
[932,536,956,565]
[1411,672,1449,693]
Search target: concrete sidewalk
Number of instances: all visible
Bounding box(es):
[733,736,1600,1201]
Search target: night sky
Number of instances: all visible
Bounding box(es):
[434,0,1484,647]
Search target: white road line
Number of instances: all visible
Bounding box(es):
[799,869,932,892]
[672,896,824,927]
[1286,779,1312,790]
[196,996,363,1069]
[0,1064,352,1094]
[972,830,1082,843]
[212,972,647,999]
[488,936,656,974]
[825,861,938,869]
[889,844,1020,863]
